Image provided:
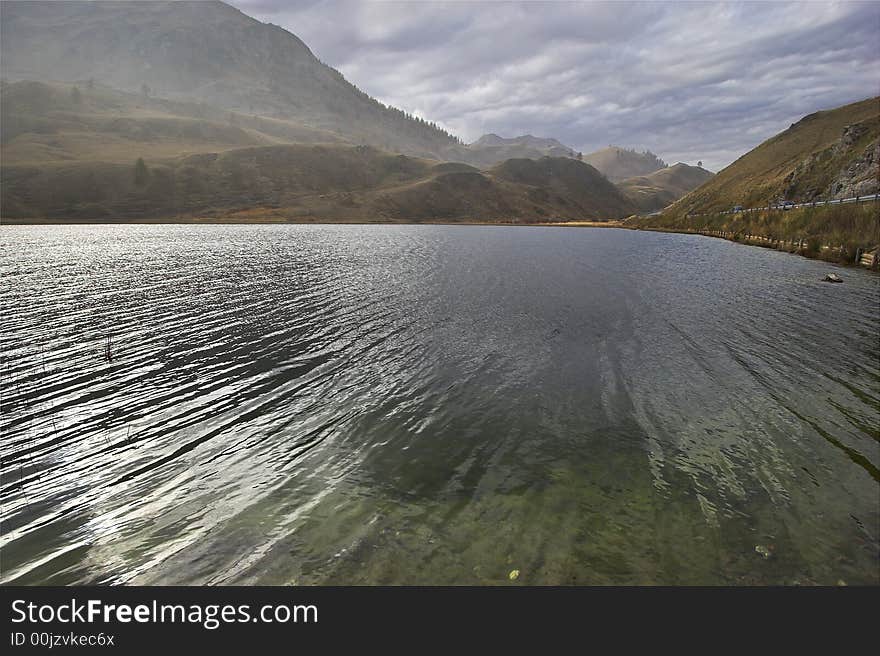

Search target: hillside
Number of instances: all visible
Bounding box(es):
[582,146,667,182]
[663,96,880,216]
[618,163,714,213]
[0,79,348,164]
[489,157,632,218]
[0,0,461,159]
[0,77,635,222]
[0,1,663,225]
[1,145,636,223]
[631,96,880,258]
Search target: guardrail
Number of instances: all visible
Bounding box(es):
[684,192,880,218]
[683,227,879,269]
[859,250,879,268]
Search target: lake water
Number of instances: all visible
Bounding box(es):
[1,224,878,585]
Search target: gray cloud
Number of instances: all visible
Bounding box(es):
[231,0,880,170]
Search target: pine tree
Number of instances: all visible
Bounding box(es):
[134,158,150,186]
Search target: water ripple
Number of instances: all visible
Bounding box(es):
[1,225,877,585]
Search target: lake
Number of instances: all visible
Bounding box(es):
[1,224,878,585]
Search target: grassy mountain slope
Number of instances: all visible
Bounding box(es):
[0,0,460,159]
[631,97,880,257]
[665,96,879,216]
[582,146,667,182]
[618,163,714,213]
[490,157,633,218]
[0,80,352,165]
[1,145,636,223]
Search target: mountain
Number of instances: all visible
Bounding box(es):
[665,96,879,216]
[451,134,578,169]
[1,143,635,222]
[489,157,632,218]
[582,146,667,182]
[618,163,714,213]
[0,0,460,159]
[0,1,637,224]
[470,134,572,152]
[0,80,634,222]
[631,97,880,256]
[0,79,348,164]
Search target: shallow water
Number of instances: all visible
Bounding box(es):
[1,224,878,585]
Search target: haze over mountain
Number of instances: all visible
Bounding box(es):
[0,0,461,159]
[618,164,714,213]
[0,0,646,222]
[0,76,634,222]
[582,147,668,182]
[0,79,349,163]
[238,1,880,171]
[453,134,578,169]
[449,138,713,213]
[6,0,864,228]
[471,135,572,151]
[1,129,635,222]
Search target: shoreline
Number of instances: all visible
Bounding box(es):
[0,217,625,227]
[627,225,879,270]
[3,217,875,270]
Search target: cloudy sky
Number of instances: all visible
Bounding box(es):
[231,1,879,170]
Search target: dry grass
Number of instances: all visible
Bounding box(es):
[635,202,879,263]
[668,96,879,215]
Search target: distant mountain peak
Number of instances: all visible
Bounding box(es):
[617,162,715,213]
[472,133,570,149]
[582,146,668,182]
[471,134,505,147]
[457,133,576,168]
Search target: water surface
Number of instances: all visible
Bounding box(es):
[1,225,878,584]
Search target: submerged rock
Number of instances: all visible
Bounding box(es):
[823,273,843,283]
